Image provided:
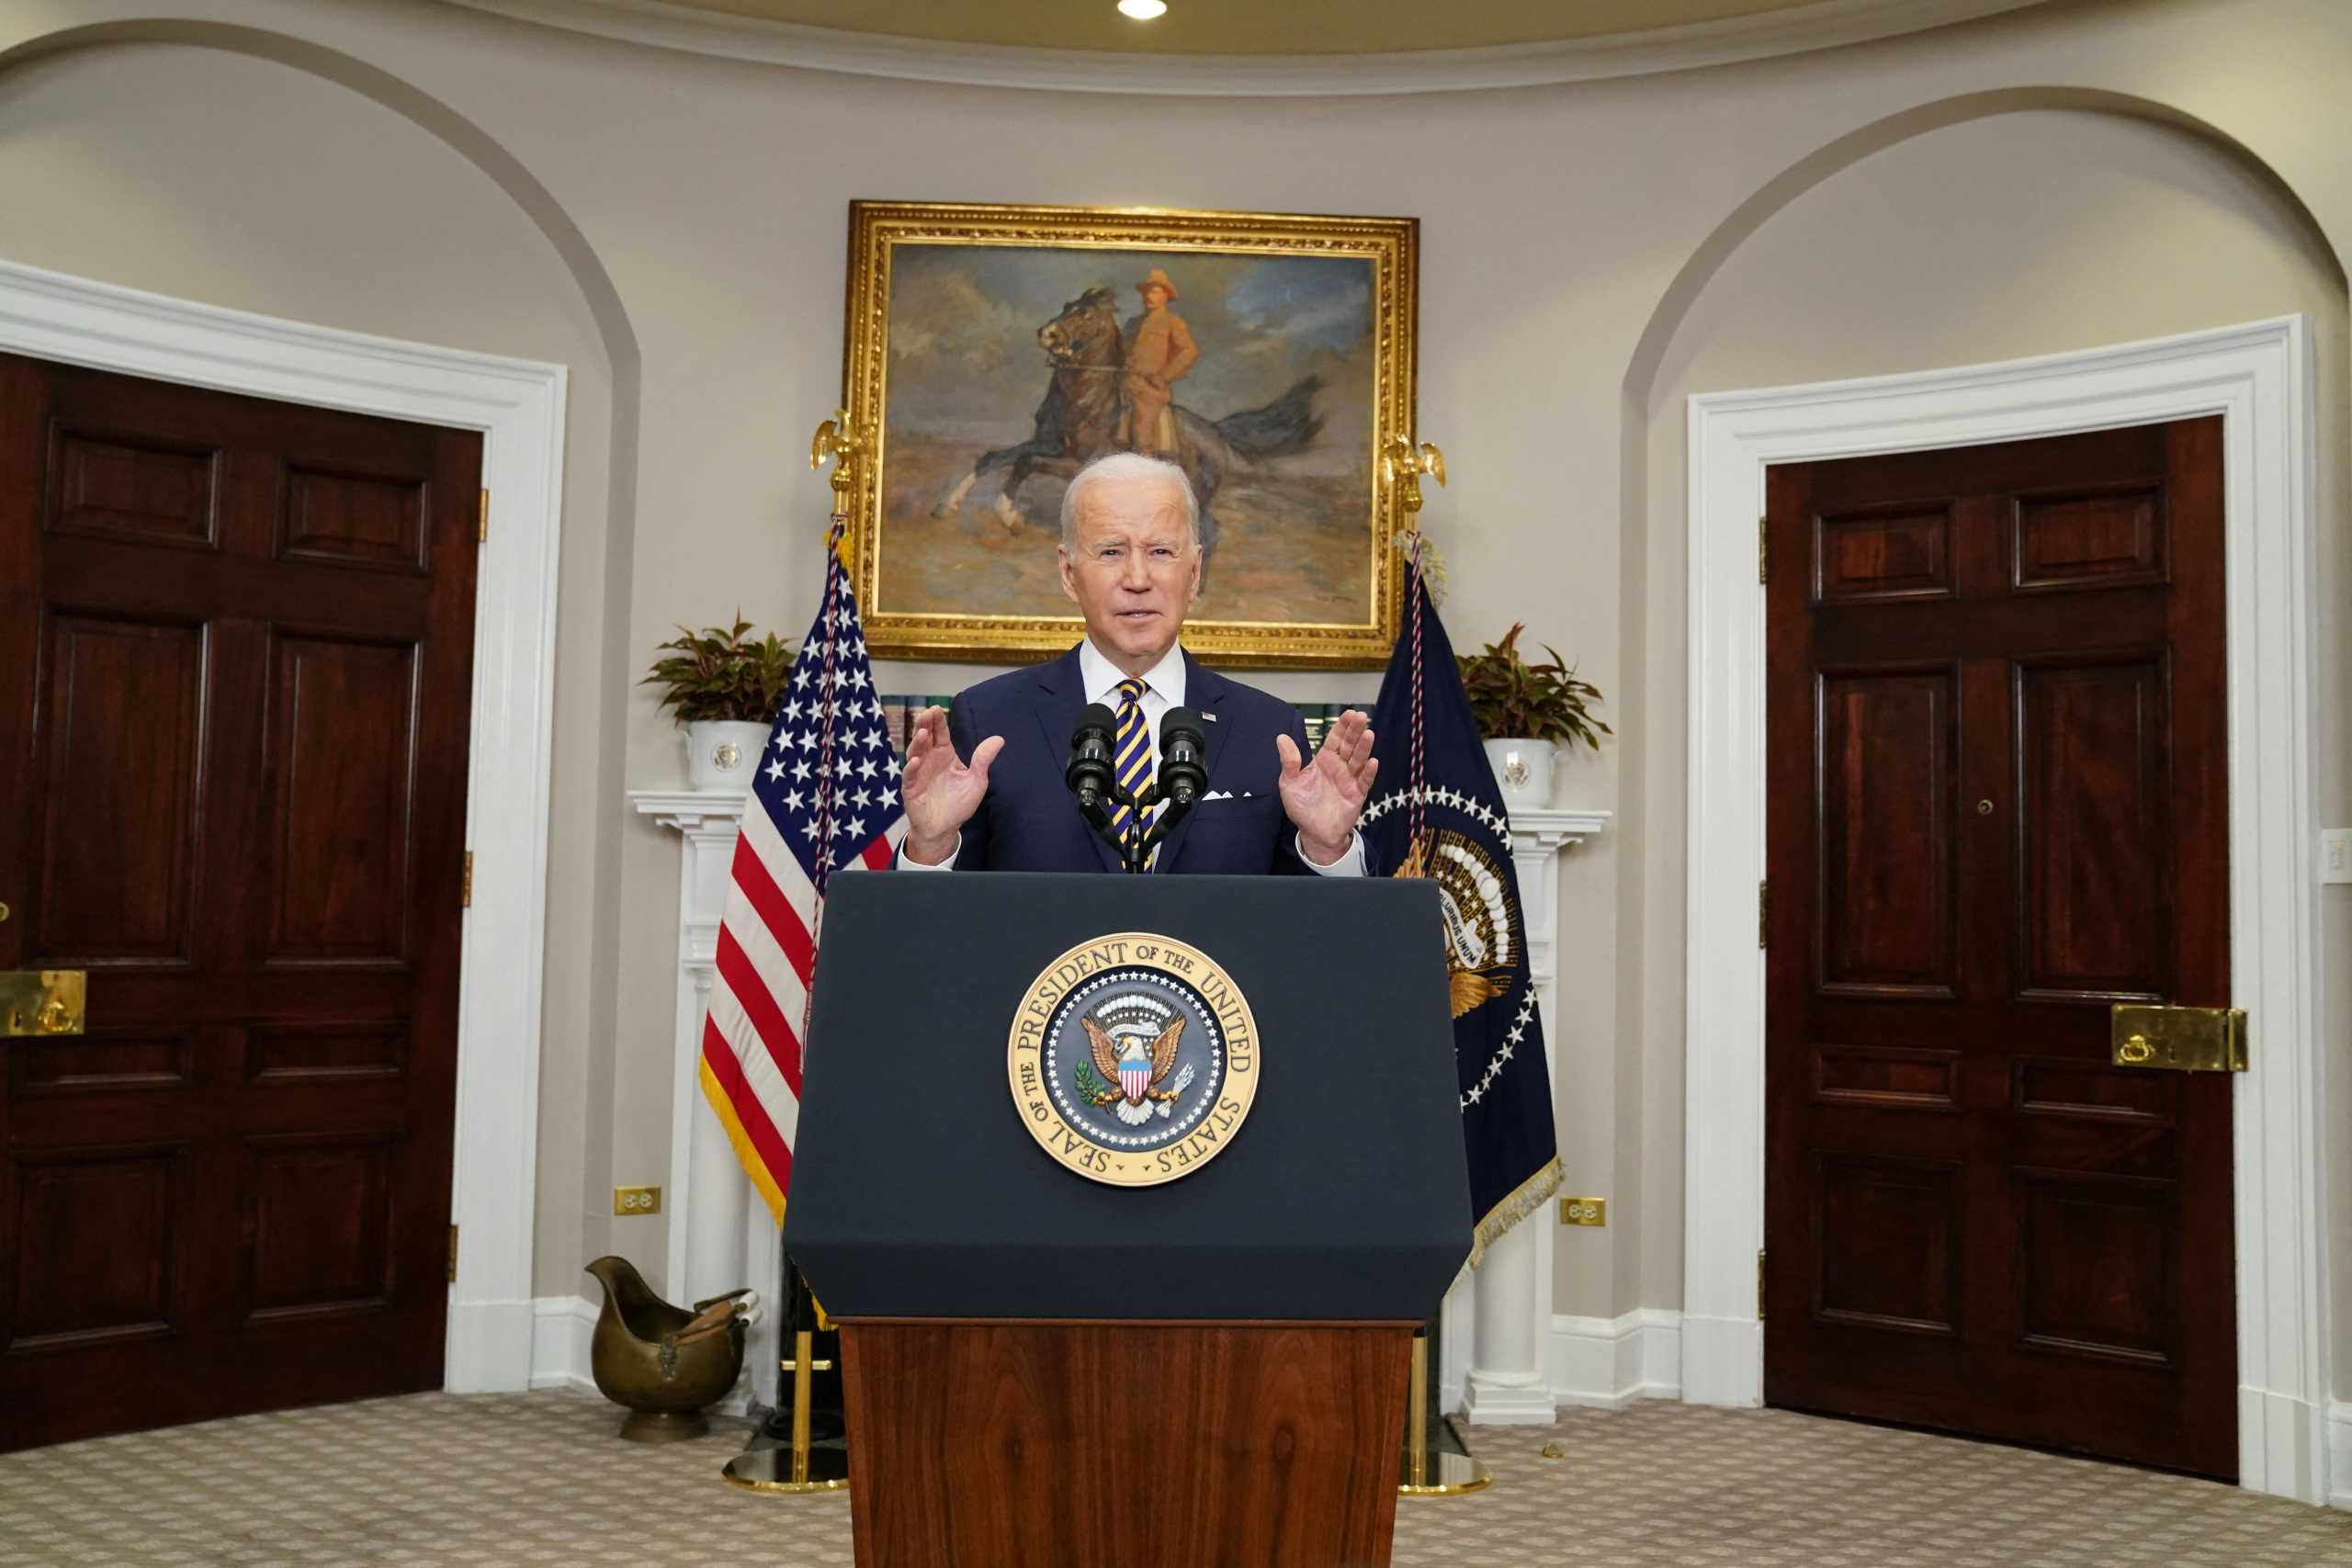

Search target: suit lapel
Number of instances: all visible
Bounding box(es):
[1032,646,1125,874]
[1153,650,1233,874]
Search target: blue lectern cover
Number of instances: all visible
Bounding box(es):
[783,872,1474,1321]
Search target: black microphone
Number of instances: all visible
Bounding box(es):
[1158,706,1208,808]
[1066,703,1118,810]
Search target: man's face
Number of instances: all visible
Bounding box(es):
[1141,285,1170,310]
[1059,475,1199,674]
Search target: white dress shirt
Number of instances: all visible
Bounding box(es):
[903,637,1366,874]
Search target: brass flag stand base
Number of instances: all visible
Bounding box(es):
[1397,1330,1491,1497]
[722,1329,851,1495]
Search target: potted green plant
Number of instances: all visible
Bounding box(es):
[1456,623,1610,807]
[642,615,797,791]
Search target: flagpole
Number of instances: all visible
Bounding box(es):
[720,412,867,1496]
[1379,434,1491,1500]
[798,411,865,998]
[1382,434,1445,852]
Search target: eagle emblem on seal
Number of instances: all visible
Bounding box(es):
[1081,1011,1189,1126]
[1397,827,1517,1019]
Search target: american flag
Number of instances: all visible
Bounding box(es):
[696,531,906,1223]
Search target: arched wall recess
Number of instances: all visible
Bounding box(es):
[1615,85,2344,698]
[1628,92,2342,1504]
[0,20,643,367]
[0,18,650,1393]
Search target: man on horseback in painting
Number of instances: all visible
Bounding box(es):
[930,273,1324,575]
[1118,268,1198,459]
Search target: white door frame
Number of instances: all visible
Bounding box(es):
[0,259,566,1393]
[1683,317,2327,1503]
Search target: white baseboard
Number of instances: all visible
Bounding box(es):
[2326,1402,2352,1509]
[446,1297,537,1393]
[1679,1313,1763,1407]
[1549,1309,1682,1410]
[528,1294,601,1395]
[1462,1370,1559,1426]
[524,1292,762,1417]
[2236,1384,2332,1505]
[513,1294,2342,1506]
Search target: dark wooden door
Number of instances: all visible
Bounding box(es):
[1763,419,2234,1477]
[0,355,480,1450]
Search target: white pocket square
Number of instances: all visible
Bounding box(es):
[1202,788,1250,801]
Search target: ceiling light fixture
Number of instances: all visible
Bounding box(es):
[1117,0,1168,19]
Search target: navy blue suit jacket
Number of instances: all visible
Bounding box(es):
[919,646,1319,875]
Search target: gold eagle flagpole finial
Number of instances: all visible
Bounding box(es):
[1383,434,1449,592]
[1382,434,1446,531]
[809,409,867,560]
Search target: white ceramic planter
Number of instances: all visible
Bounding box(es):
[685,720,772,792]
[1481,737,1556,809]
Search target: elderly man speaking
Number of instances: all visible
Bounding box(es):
[898,452,1375,875]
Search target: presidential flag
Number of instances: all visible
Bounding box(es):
[1361,550,1562,1260]
[698,525,908,1223]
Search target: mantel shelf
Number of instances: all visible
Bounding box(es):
[629,789,748,836]
[1510,807,1611,847]
[630,791,1607,844]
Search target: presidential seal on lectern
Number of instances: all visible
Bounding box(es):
[1007,931,1259,1187]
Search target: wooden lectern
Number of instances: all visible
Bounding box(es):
[787,874,1472,1568]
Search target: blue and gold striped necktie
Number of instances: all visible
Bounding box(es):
[1109,674,1157,865]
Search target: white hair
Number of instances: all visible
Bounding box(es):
[1059,452,1200,550]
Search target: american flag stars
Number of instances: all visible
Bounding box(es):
[694,531,909,1223]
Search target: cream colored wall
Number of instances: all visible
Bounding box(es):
[1,0,2345,1393]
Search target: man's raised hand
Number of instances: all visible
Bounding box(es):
[1275,707,1377,867]
[900,706,1003,866]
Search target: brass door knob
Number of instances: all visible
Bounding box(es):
[2118,1032,2154,1065]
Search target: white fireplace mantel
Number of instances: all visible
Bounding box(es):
[628,789,775,1410]
[1443,806,1611,1423]
[630,789,1609,1421]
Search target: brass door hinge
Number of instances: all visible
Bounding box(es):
[1758,880,1770,948]
[1758,1249,1767,1321]
[478,488,489,543]
[462,852,473,908]
[1758,516,1769,584]
[448,1224,459,1284]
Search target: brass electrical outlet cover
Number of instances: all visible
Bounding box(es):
[1558,1197,1607,1227]
[614,1185,662,1216]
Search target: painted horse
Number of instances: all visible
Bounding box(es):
[933,286,1325,570]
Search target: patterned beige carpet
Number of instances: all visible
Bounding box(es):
[3,1389,2346,1566]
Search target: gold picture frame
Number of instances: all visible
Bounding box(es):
[840,200,1419,668]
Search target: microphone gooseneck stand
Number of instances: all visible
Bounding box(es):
[1067,704,1207,874]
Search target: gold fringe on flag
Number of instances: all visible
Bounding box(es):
[1464,1154,1563,1271]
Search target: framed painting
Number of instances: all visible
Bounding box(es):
[839,200,1419,668]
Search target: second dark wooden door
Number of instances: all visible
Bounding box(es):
[1763,419,2234,1477]
[0,355,481,1450]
